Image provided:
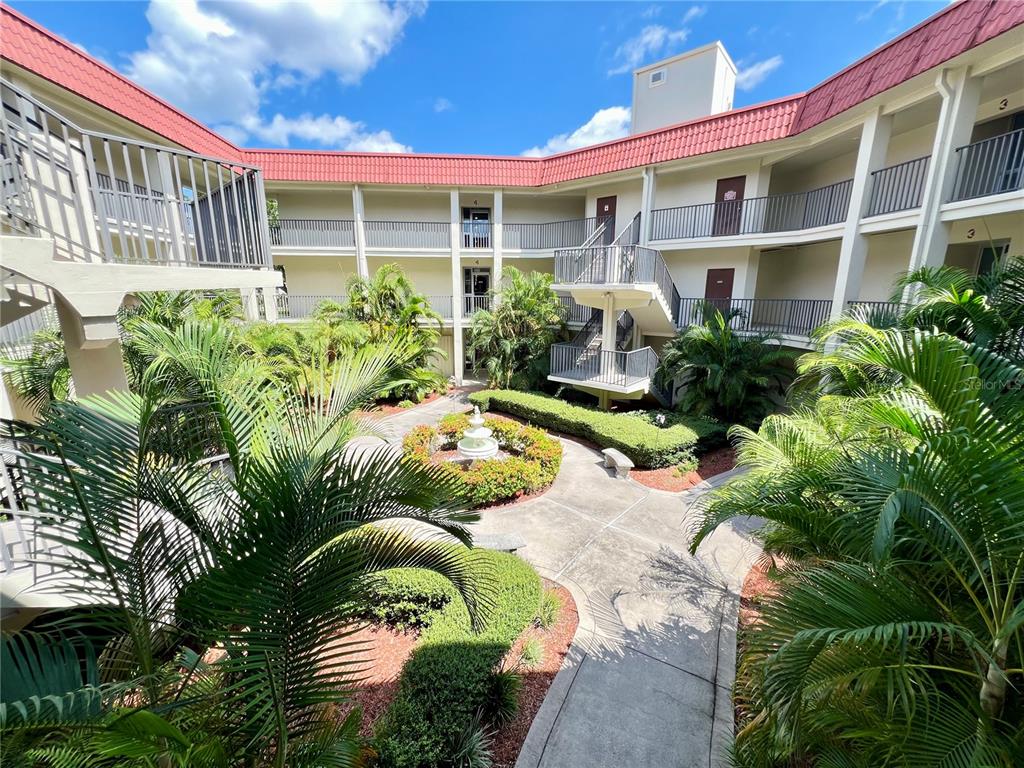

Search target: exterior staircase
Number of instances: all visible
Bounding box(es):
[548,214,681,407]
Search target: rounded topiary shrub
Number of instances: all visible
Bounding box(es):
[402,412,561,507]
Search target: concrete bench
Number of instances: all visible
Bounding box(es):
[475,533,527,553]
[602,448,634,479]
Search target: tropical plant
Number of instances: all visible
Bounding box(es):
[335,265,446,401]
[657,305,793,426]
[467,267,564,390]
[1,327,73,410]
[691,321,1024,766]
[0,319,487,766]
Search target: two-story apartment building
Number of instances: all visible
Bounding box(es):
[2,1,1023,412]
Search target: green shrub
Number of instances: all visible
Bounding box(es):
[398,399,416,409]
[402,414,561,507]
[536,589,560,629]
[362,568,456,630]
[468,390,722,468]
[374,550,541,767]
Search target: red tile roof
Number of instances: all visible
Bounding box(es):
[2,1,1022,187]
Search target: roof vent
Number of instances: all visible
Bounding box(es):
[649,69,666,87]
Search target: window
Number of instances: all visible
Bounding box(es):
[649,69,666,87]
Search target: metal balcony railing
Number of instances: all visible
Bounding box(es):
[363,220,449,249]
[677,297,833,338]
[275,293,347,319]
[461,221,492,249]
[950,127,1024,202]
[866,155,930,216]
[549,344,658,390]
[556,294,592,324]
[650,178,854,241]
[0,78,271,269]
[504,216,609,250]
[0,304,58,351]
[423,295,453,319]
[463,294,492,316]
[270,219,355,248]
[554,243,681,324]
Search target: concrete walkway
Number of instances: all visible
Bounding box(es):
[368,393,761,767]
[476,439,761,768]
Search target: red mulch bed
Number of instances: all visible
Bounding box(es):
[332,624,420,738]
[358,390,447,420]
[631,446,737,492]
[491,581,579,768]
[329,580,579,762]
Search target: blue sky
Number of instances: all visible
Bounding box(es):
[14,0,948,156]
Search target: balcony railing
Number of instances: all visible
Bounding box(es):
[0,78,271,269]
[0,304,58,353]
[504,216,609,250]
[557,294,592,324]
[554,244,680,324]
[424,295,453,319]
[270,219,355,248]
[463,294,492,316]
[275,293,347,319]
[364,220,449,249]
[677,297,833,338]
[950,127,1024,202]
[549,344,658,390]
[867,156,930,216]
[650,178,854,241]
[461,221,492,249]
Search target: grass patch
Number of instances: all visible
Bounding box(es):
[469,389,722,468]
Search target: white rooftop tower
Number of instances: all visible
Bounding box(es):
[630,41,737,134]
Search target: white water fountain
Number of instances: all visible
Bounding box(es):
[456,406,499,461]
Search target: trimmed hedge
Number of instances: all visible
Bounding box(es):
[374,550,542,767]
[469,389,722,468]
[402,413,561,507]
[362,569,455,630]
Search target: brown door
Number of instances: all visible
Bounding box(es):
[713,176,745,236]
[596,195,616,243]
[704,268,735,313]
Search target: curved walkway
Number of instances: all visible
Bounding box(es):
[376,394,762,768]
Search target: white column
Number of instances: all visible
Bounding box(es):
[492,189,503,305]
[449,189,464,385]
[56,297,129,397]
[829,107,893,319]
[598,293,616,410]
[639,167,656,245]
[240,287,261,321]
[907,67,982,273]
[352,184,369,279]
[262,286,279,322]
[737,248,760,302]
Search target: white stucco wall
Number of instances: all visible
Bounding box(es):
[503,194,586,224]
[755,241,841,300]
[585,180,644,230]
[654,160,764,209]
[275,255,357,294]
[861,230,914,301]
[268,188,355,219]
[362,190,450,221]
[662,246,756,299]
[366,256,457,297]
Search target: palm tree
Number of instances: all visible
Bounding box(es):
[467,267,565,389]
[0,319,487,766]
[691,322,1024,766]
[1,327,73,410]
[657,306,793,426]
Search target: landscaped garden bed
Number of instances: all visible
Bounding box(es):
[403,412,562,507]
[360,551,576,767]
[630,445,736,492]
[469,389,723,469]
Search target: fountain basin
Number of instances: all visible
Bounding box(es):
[456,406,500,460]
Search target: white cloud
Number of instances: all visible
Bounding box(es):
[608,24,690,75]
[228,113,410,152]
[522,106,631,157]
[682,5,706,23]
[641,5,662,19]
[433,97,454,113]
[735,55,783,91]
[856,0,890,22]
[124,0,420,147]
